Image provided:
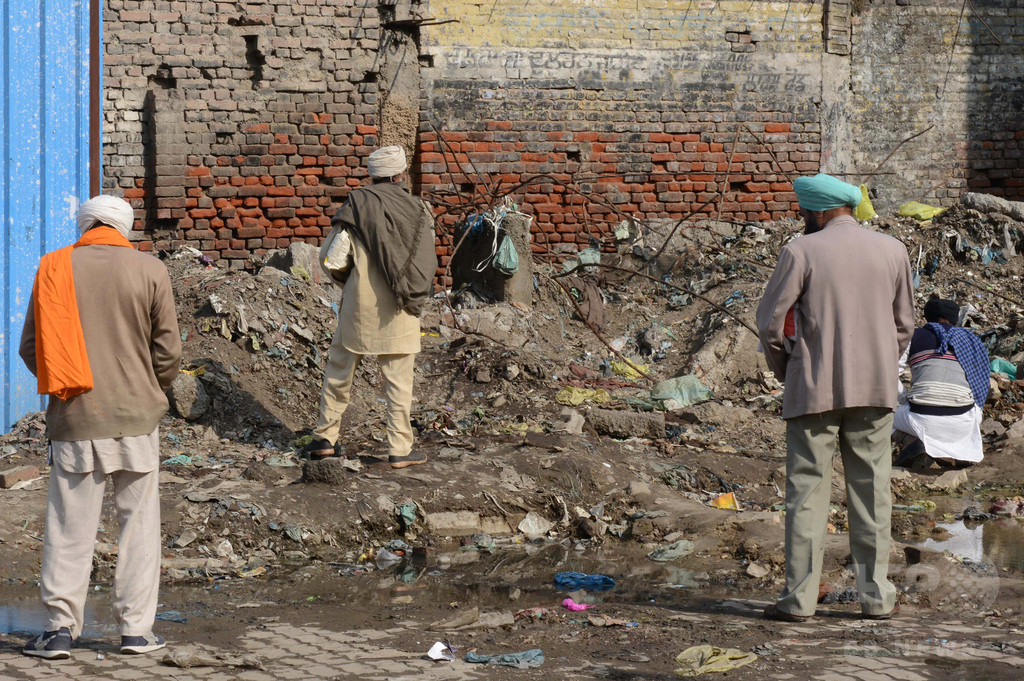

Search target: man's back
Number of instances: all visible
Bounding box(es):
[758,215,915,418]
[21,245,180,441]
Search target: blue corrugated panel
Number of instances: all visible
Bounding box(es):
[2,0,94,432]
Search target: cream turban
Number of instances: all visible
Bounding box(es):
[77,195,135,239]
[367,145,407,178]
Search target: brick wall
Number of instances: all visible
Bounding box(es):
[102,0,382,268]
[100,0,1024,267]
[848,0,1024,208]
[418,0,825,268]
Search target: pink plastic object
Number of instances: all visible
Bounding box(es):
[562,598,592,611]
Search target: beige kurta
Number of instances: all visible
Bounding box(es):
[338,238,420,355]
[755,215,915,419]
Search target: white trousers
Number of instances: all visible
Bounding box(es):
[40,462,161,638]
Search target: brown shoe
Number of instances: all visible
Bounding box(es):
[862,603,899,620]
[764,603,811,623]
[389,451,427,469]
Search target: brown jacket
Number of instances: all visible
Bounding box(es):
[755,215,915,419]
[20,244,181,441]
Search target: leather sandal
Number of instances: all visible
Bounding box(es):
[763,603,811,622]
[301,438,341,459]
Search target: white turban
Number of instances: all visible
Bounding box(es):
[367,145,407,178]
[77,195,135,239]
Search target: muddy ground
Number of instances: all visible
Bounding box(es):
[3,203,1024,678]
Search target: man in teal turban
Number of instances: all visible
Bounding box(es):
[792,173,863,234]
[756,172,915,623]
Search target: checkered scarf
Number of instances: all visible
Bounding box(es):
[926,322,990,408]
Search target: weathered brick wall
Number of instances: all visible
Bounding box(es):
[100,0,1024,267]
[850,0,1024,207]
[102,0,382,267]
[419,0,825,264]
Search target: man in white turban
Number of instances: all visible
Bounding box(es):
[306,146,437,468]
[19,195,181,659]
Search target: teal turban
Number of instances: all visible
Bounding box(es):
[793,174,862,212]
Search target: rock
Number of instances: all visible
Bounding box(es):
[638,324,671,356]
[746,561,770,579]
[554,408,585,435]
[173,529,198,548]
[1004,417,1024,440]
[265,242,322,284]
[588,408,665,439]
[576,518,606,539]
[472,366,492,383]
[961,192,1024,221]
[302,458,352,485]
[0,465,40,489]
[168,374,210,421]
[517,511,554,538]
[427,511,482,536]
[214,539,234,557]
[981,418,1006,438]
[926,468,969,491]
[627,480,651,497]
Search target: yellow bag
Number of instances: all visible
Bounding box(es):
[899,201,945,221]
[854,184,877,221]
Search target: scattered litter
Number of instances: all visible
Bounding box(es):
[465,648,544,669]
[562,597,592,611]
[555,386,611,406]
[161,455,193,466]
[710,492,740,510]
[517,511,554,538]
[514,607,550,621]
[648,539,695,562]
[673,645,757,677]
[818,585,859,604]
[155,610,189,623]
[745,561,770,579]
[553,572,616,592]
[161,650,265,670]
[650,375,713,409]
[587,615,636,627]
[610,361,649,379]
[427,641,456,662]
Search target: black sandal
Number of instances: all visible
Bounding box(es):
[301,439,341,459]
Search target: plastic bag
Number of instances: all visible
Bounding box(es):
[854,184,877,221]
[899,201,945,221]
[321,228,353,284]
[991,357,1017,380]
[493,233,518,276]
[650,375,713,407]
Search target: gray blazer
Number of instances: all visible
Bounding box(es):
[756,215,915,419]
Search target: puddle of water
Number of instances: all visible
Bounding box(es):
[0,543,724,636]
[919,518,1024,572]
[0,587,119,637]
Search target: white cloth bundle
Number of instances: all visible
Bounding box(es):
[320,227,353,284]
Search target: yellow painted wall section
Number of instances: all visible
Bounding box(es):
[426,0,822,53]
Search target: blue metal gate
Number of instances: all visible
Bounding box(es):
[2,0,95,432]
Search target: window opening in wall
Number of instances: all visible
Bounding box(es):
[244,35,266,89]
[148,65,176,89]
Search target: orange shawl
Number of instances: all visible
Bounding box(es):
[33,227,134,399]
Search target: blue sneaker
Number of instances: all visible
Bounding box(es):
[120,632,166,654]
[23,627,72,659]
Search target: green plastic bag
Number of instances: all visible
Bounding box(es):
[493,234,518,276]
[854,184,877,221]
[991,358,1017,380]
[650,375,713,408]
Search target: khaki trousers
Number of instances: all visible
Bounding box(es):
[41,463,161,638]
[314,343,415,457]
[777,407,898,617]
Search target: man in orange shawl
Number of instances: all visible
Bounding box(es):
[18,195,181,660]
